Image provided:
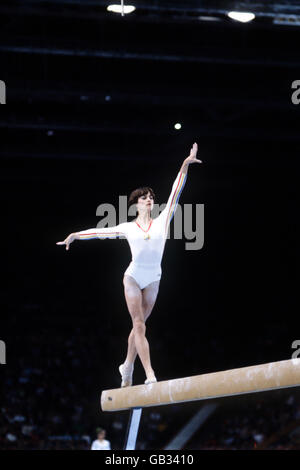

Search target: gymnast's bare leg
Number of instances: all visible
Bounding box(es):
[124,276,160,367]
[120,274,160,385]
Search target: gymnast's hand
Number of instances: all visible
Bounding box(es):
[56,233,76,251]
[186,142,202,165]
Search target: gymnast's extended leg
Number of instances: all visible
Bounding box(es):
[124,277,160,366]
[121,275,159,384]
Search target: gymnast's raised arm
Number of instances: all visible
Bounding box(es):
[56,223,127,251]
[158,143,202,230]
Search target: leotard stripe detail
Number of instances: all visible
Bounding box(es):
[77,229,124,240]
[164,171,187,233]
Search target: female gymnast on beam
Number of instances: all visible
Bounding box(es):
[56,143,202,386]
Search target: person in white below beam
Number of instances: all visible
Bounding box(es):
[91,428,111,450]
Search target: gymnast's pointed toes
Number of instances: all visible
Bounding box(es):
[121,380,132,387]
[119,363,133,387]
[144,376,157,385]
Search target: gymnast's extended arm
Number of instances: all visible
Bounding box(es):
[56,223,127,251]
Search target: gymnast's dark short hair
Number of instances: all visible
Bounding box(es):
[128,186,156,210]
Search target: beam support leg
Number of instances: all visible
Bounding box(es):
[124,407,142,450]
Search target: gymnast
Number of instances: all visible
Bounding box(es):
[56,143,202,386]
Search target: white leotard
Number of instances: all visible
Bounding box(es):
[76,170,187,289]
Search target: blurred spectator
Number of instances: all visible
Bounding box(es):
[91,428,111,450]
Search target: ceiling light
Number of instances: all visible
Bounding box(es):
[228,11,255,23]
[107,4,136,15]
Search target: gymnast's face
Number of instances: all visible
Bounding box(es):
[137,191,154,214]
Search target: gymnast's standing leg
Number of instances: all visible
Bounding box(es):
[120,275,160,385]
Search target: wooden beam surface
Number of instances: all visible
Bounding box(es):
[101,359,300,412]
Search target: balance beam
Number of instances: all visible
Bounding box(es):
[101,359,300,412]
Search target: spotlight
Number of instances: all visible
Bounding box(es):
[174,123,182,130]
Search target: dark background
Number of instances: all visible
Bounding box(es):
[0,0,299,450]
